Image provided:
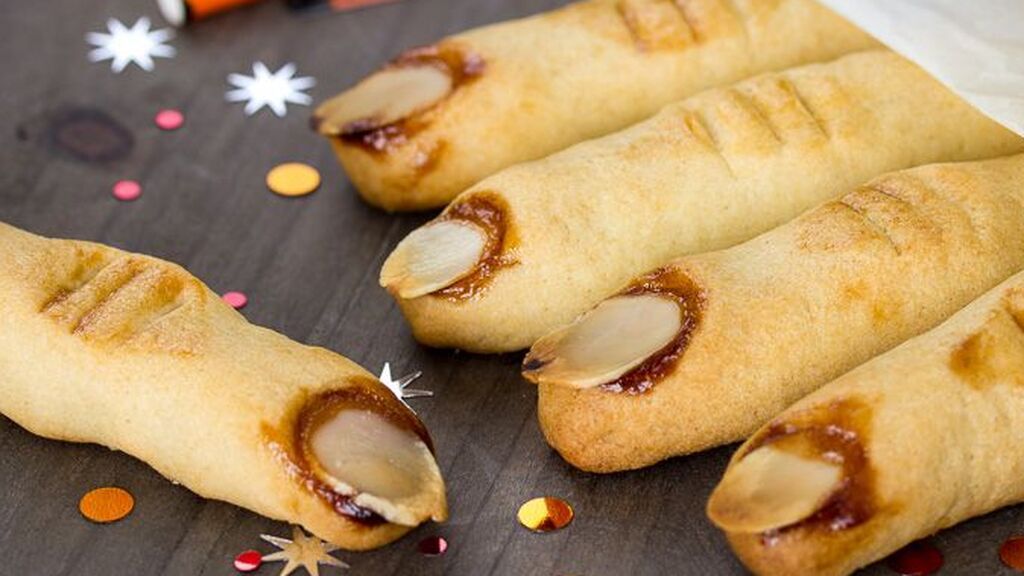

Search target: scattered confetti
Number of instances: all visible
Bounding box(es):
[1001,536,1024,571]
[155,109,185,131]
[79,486,135,523]
[86,17,176,73]
[223,291,248,309]
[517,497,574,533]
[112,179,142,201]
[417,536,448,556]
[261,526,348,576]
[226,62,315,117]
[886,540,943,576]
[266,162,321,197]
[378,362,432,410]
[234,549,263,573]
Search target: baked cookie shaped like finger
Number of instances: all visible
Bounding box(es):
[314,0,879,211]
[0,221,446,551]
[708,268,1024,576]
[526,154,1024,472]
[381,51,1024,353]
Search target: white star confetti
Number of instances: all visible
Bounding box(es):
[261,526,348,576]
[86,17,175,73]
[379,362,433,410]
[226,62,316,117]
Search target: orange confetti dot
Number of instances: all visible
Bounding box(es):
[79,486,135,523]
[266,162,320,197]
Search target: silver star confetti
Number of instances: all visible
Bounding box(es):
[261,526,348,576]
[86,17,175,73]
[226,62,316,117]
[379,362,433,410]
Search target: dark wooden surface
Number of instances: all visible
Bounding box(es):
[1,1,1022,574]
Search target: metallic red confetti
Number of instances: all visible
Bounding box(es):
[233,549,262,573]
[1001,536,1024,571]
[886,540,943,576]
[154,109,185,131]
[417,536,448,556]
[112,180,142,201]
[222,291,248,309]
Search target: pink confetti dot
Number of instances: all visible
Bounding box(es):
[233,549,262,572]
[222,291,248,309]
[154,109,184,131]
[112,180,142,201]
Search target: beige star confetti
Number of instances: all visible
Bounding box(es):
[261,527,348,576]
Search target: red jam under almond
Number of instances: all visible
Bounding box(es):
[432,192,517,301]
[265,378,433,526]
[743,398,875,543]
[599,267,704,394]
[336,44,485,154]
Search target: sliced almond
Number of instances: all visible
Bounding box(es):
[309,408,446,526]
[314,65,453,136]
[379,220,487,299]
[523,294,682,388]
[707,445,842,534]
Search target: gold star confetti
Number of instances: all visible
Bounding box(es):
[261,526,348,576]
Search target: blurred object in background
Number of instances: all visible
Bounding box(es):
[158,0,404,26]
[157,0,265,26]
[328,0,401,11]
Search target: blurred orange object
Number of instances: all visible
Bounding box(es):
[157,0,265,26]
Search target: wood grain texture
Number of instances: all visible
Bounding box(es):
[0,0,1020,574]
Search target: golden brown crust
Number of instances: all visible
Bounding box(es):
[0,222,446,550]
[318,0,879,211]
[537,155,1024,472]
[391,51,1024,353]
[717,271,1024,575]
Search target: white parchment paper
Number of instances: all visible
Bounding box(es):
[819,0,1024,137]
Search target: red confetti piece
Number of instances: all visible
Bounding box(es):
[112,180,142,201]
[886,540,943,576]
[1001,536,1024,571]
[222,291,248,309]
[417,536,448,556]
[154,109,185,131]
[233,549,262,573]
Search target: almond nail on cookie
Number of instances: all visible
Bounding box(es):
[708,268,1024,576]
[314,0,879,211]
[381,51,1024,353]
[0,221,446,550]
[526,155,1024,472]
